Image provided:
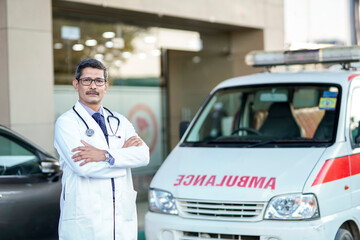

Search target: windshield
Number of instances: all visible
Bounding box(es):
[184,84,340,147]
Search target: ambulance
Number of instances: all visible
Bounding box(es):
[145,46,360,240]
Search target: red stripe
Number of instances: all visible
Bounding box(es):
[348,74,360,82]
[312,156,350,186]
[350,154,360,176]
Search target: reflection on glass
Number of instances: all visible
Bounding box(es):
[0,135,41,176]
[53,17,201,87]
[53,18,144,85]
[185,84,340,147]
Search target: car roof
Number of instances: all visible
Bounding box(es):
[213,70,360,93]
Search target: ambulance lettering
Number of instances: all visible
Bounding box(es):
[216,175,228,186]
[193,175,207,186]
[226,176,238,187]
[237,176,250,187]
[248,176,266,188]
[174,174,276,190]
[183,175,194,186]
[205,175,216,186]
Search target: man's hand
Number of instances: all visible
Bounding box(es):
[72,140,106,166]
[123,136,143,148]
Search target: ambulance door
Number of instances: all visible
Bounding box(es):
[348,78,360,207]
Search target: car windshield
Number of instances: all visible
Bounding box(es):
[184,84,340,147]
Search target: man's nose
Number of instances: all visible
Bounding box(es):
[89,80,97,88]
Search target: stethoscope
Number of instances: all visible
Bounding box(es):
[72,106,121,138]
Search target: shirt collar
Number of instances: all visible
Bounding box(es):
[78,100,104,116]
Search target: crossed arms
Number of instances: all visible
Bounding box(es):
[54,114,150,178]
[72,136,143,166]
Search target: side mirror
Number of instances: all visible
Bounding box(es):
[179,121,190,139]
[41,158,61,174]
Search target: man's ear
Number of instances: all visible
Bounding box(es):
[72,79,79,92]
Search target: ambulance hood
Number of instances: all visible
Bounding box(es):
[151,147,326,202]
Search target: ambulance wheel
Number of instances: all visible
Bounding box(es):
[335,228,354,240]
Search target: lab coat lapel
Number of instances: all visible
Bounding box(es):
[74,102,108,148]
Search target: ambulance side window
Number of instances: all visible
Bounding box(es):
[350,87,360,147]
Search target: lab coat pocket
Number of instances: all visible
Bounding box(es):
[62,184,76,220]
[120,189,137,221]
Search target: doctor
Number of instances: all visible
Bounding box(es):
[54,58,149,240]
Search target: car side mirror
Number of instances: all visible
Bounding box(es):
[41,158,61,174]
[179,121,190,139]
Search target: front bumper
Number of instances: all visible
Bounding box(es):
[145,212,337,240]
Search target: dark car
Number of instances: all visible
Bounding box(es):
[0,125,61,239]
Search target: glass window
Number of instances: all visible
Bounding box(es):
[350,88,360,146]
[0,135,41,176]
[184,84,340,147]
[53,17,201,87]
[53,18,152,85]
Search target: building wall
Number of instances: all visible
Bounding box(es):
[232,29,265,77]
[64,0,283,51]
[0,0,54,152]
[0,0,10,127]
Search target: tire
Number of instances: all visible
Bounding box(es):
[335,228,354,240]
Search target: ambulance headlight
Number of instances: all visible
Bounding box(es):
[149,189,178,215]
[264,193,319,220]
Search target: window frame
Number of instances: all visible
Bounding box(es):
[349,82,360,149]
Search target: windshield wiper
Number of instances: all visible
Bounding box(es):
[182,137,332,147]
[204,136,260,144]
[248,137,331,148]
[182,137,259,146]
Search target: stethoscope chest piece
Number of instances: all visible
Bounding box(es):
[86,129,94,137]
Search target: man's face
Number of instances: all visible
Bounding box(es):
[72,67,109,107]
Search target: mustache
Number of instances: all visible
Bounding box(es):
[86,90,99,95]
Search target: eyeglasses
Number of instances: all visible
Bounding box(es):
[78,78,107,86]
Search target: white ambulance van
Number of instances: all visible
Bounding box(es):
[145,47,360,240]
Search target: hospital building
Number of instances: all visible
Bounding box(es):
[0,0,284,199]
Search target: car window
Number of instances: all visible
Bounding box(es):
[0,135,41,176]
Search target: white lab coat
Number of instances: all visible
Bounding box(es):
[54,101,150,240]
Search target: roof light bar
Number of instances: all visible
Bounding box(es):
[245,46,360,67]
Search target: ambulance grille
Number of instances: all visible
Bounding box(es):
[177,199,265,221]
[181,231,259,240]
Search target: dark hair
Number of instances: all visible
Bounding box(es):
[75,58,108,81]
